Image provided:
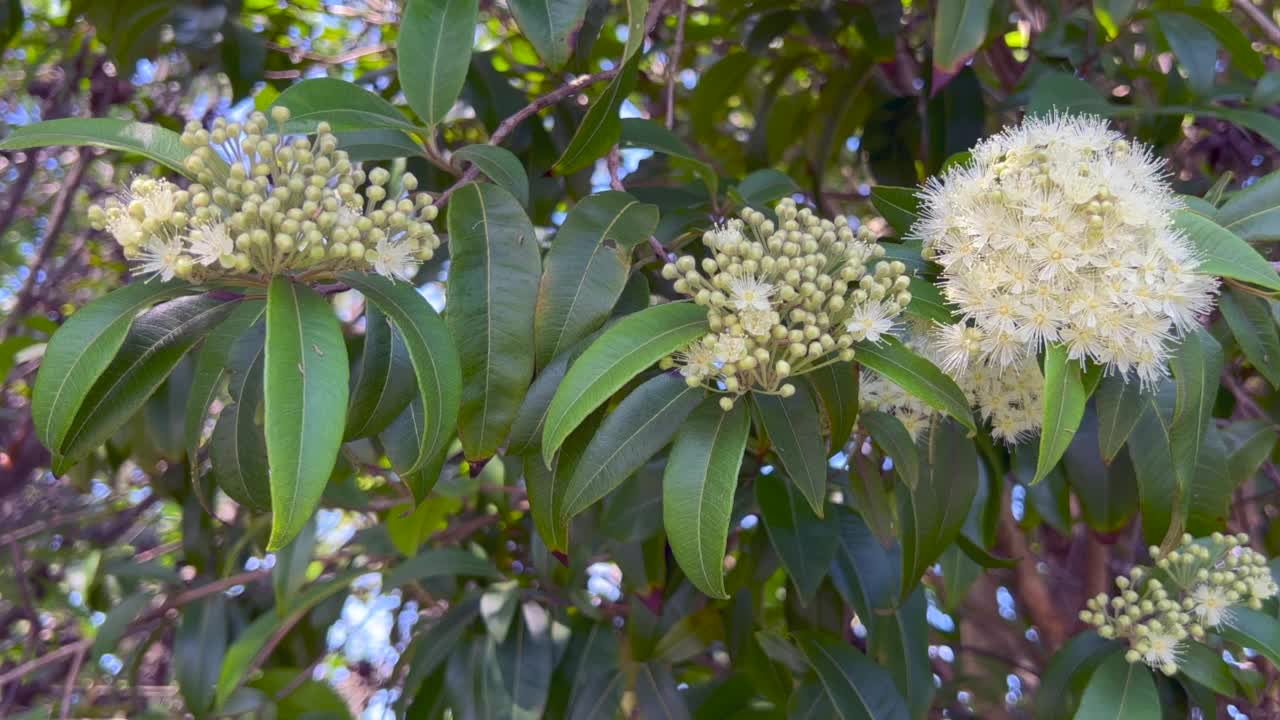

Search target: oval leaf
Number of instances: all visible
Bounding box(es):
[1175,209,1280,291]
[186,300,266,472]
[0,118,196,176]
[344,304,416,440]
[1094,373,1148,463]
[1073,652,1160,720]
[553,55,640,175]
[756,474,838,602]
[273,78,419,133]
[453,144,530,208]
[663,399,750,599]
[753,388,828,517]
[1034,344,1088,484]
[508,0,589,69]
[264,278,349,551]
[211,323,271,510]
[795,632,911,720]
[855,337,975,432]
[860,410,920,490]
[444,183,541,459]
[399,0,479,126]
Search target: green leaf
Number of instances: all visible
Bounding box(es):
[553,55,640,175]
[397,596,481,714]
[652,606,723,664]
[380,399,447,501]
[186,300,265,475]
[345,304,415,440]
[1168,327,1223,512]
[1095,374,1148,463]
[1170,5,1265,79]
[830,505,902,630]
[335,128,424,162]
[869,187,919,236]
[535,192,657,367]
[562,372,702,519]
[899,419,979,599]
[1174,210,1280,290]
[384,548,502,588]
[619,118,718,198]
[33,280,190,456]
[1177,642,1236,697]
[904,278,953,325]
[860,410,919,490]
[691,52,756,140]
[1033,631,1117,720]
[272,78,419,133]
[663,399,750,598]
[932,0,994,77]
[0,118,196,177]
[621,0,649,62]
[445,183,541,459]
[526,410,598,551]
[177,596,228,717]
[567,669,625,720]
[274,516,317,612]
[59,294,238,469]
[1225,419,1279,487]
[508,0,589,69]
[250,669,352,719]
[399,0,479,125]
[490,602,555,718]
[955,533,1017,569]
[856,337,975,432]
[263,278,349,551]
[756,474,838,602]
[868,589,933,719]
[210,322,271,510]
[633,663,691,720]
[732,169,799,209]
[453,145,530,208]
[1220,607,1280,669]
[1220,288,1280,388]
[91,591,153,658]
[1155,11,1219,96]
[340,273,462,477]
[1217,169,1280,243]
[795,632,911,720]
[807,362,859,454]
[541,301,706,464]
[1034,345,1087,484]
[753,389,828,517]
[1073,653,1160,720]
[507,342,577,456]
[1128,382,1180,545]
[1027,72,1114,116]
[215,573,359,709]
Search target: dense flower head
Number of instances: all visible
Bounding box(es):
[659,198,910,409]
[860,319,1044,443]
[1080,533,1276,676]
[87,106,440,284]
[911,114,1218,387]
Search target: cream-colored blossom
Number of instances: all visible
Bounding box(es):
[187,222,234,267]
[1189,584,1233,628]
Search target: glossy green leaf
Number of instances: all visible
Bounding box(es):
[535,192,657,367]
[507,340,575,456]
[1094,374,1148,463]
[1220,288,1280,388]
[59,294,238,469]
[1225,419,1279,487]
[829,506,901,627]
[399,0,479,126]
[904,278,953,325]
[335,128,424,162]
[860,410,919,489]
[932,0,994,77]
[1168,327,1223,510]
[1177,642,1235,697]
[619,118,718,198]
[870,186,919,236]
[632,662,690,720]
[210,322,271,510]
[453,144,530,207]
[263,277,349,551]
[176,596,228,717]
[1033,631,1117,720]
[345,304,415,440]
[91,591,153,658]
[1220,608,1280,669]
[856,337,975,432]
[490,602,555,718]
[663,399,749,598]
[562,372,701,519]
[1170,5,1264,78]
[273,78,419,133]
[397,596,481,714]
[869,589,933,719]
[899,419,979,599]
[1217,169,1280,243]
[795,633,910,720]
[807,362,859,454]
[33,280,190,456]
[756,474,837,602]
[340,273,462,478]
[1128,382,1179,545]
[621,0,648,61]
[0,118,196,176]
[273,515,317,612]
[186,299,266,473]
[753,388,828,517]
[445,183,541,459]
[508,0,588,69]
[1034,345,1087,484]
[541,301,706,464]
[250,669,352,719]
[1174,210,1280,290]
[380,399,447,501]
[553,55,640,175]
[385,548,502,588]
[1073,652,1160,720]
[1155,11,1219,96]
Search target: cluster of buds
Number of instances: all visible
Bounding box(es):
[87,106,440,284]
[660,198,910,410]
[861,319,1045,443]
[912,114,1218,388]
[1079,533,1278,676]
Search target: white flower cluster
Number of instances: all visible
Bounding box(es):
[87,106,440,284]
[860,319,1044,443]
[912,114,1218,387]
[1080,533,1277,676]
[660,199,910,410]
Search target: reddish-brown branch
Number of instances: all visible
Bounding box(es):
[996,487,1068,651]
[1233,0,1280,46]
[665,1,689,129]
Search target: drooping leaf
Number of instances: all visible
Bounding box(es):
[210,322,271,510]
[345,304,416,440]
[756,474,838,603]
[91,591,154,659]
[931,0,994,81]
[868,588,933,719]
[1034,344,1087,484]
[1174,210,1280,291]
[399,0,480,126]
[869,186,920,237]
[553,55,640,175]
[795,633,911,720]
[1155,10,1220,96]
[453,144,530,207]
[534,192,657,368]
[1033,632,1118,720]
[0,118,198,177]
[176,596,228,718]
[899,418,979,599]
[186,300,266,475]
[1094,374,1149,463]
[1220,608,1280,670]
[1128,382,1180,545]
[633,663,691,720]
[445,183,541,460]
[619,118,718,198]
[856,337,975,432]
[1073,652,1160,720]
[508,0,589,69]
[806,362,859,454]
[1219,288,1280,388]
[273,516,317,612]
[541,301,706,464]
[860,410,920,490]
[1217,169,1280,243]
[561,372,702,519]
[489,602,555,718]
[59,294,238,469]
[523,411,598,552]
[753,388,828,517]
[1168,327,1223,511]
[663,399,750,599]
[829,506,902,628]
[263,278,349,550]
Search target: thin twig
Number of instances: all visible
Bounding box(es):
[665,1,688,130]
[58,645,85,719]
[1233,0,1280,46]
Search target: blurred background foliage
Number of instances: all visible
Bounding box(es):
[2,0,1280,718]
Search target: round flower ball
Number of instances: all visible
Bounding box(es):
[911,114,1218,387]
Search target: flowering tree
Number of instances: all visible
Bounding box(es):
[3,0,1280,718]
